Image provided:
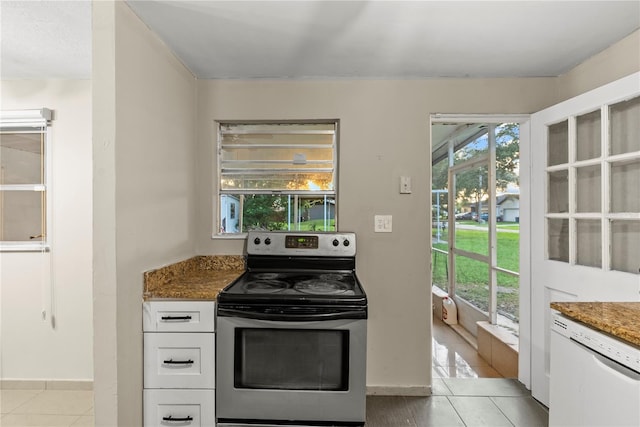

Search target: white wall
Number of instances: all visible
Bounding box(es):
[194,78,557,392]
[93,2,197,425]
[0,80,93,381]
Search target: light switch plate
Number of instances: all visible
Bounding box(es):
[400,176,412,194]
[374,215,393,232]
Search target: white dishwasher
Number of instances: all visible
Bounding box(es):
[550,311,640,427]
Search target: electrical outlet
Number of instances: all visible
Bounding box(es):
[374,215,392,232]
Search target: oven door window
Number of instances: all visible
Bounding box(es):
[234,328,349,391]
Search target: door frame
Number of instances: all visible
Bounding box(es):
[430,114,532,388]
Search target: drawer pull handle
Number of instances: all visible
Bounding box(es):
[160,315,192,321]
[164,359,193,365]
[163,358,194,365]
[162,415,193,422]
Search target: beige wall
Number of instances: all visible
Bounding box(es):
[195,78,557,392]
[556,30,640,101]
[92,2,197,425]
[1,80,93,381]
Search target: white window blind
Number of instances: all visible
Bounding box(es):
[217,122,338,235]
[0,108,52,251]
[219,122,336,194]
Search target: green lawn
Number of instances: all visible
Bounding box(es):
[276,219,336,231]
[457,220,520,229]
[432,228,519,321]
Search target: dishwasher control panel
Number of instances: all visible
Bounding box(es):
[552,311,640,373]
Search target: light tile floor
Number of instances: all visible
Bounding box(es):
[432,316,503,379]
[0,389,93,427]
[0,317,546,426]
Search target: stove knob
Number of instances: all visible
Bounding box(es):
[254,237,261,245]
[265,238,271,245]
[332,239,339,247]
[343,239,350,247]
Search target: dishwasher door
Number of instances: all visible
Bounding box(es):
[550,317,640,427]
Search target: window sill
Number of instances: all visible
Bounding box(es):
[0,243,50,252]
[211,233,248,240]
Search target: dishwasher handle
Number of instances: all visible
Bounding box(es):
[571,337,640,379]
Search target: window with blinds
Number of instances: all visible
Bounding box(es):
[217,122,338,234]
[0,109,52,251]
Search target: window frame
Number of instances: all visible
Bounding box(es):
[0,109,52,252]
[214,120,339,238]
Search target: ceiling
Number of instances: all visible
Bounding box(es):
[1,1,638,80]
[2,1,638,160]
[1,0,92,79]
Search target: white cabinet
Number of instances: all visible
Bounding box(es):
[144,333,215,389]
[144,389,215,427]
[143,301,216,427]
[143,301,216,332]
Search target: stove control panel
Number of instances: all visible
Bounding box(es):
[247,231,356,256]
[285,235,319,249]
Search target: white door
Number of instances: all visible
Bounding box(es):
[530,72,640,405]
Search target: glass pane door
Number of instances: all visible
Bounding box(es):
[453,165,489,257]
[530,73,640,406]
[432,120,521,334]
[544,95,640,273]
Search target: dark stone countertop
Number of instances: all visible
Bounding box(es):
[143,255,245,301]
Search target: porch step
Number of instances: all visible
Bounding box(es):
[477,321,518,378]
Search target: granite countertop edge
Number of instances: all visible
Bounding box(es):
[143,255,245,301]
[550,301,640,348]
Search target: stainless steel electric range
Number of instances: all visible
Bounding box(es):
[216,231,367,427]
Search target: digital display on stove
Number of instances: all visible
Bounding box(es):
[285,235,319,249]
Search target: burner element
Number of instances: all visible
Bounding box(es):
[253,272,282,280]
[294,279,352,295]
[244,280,288,293]
[318,273,349,282]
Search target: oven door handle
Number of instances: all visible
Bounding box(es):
[217,307,366,321]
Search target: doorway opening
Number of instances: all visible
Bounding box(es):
[431,116,527,379]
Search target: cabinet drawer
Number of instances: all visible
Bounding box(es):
[143,301,215,332]
[144,333,215,389]
[144,389,215,427]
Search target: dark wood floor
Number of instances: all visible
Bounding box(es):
[366,395,440,427]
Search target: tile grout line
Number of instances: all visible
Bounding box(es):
[3,389,94,419]
[488,396,517,427]
[445,395,469,427]
[439,377,454,396]
[5,389,46,415]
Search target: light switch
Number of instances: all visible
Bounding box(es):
[400,176,412,194]
[374,215,393,233]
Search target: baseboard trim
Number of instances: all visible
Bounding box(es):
[0,380,93,390]
[367,385,431,396]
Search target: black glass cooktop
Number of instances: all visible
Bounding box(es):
[239,271,357,294]
[218,269,366,306]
